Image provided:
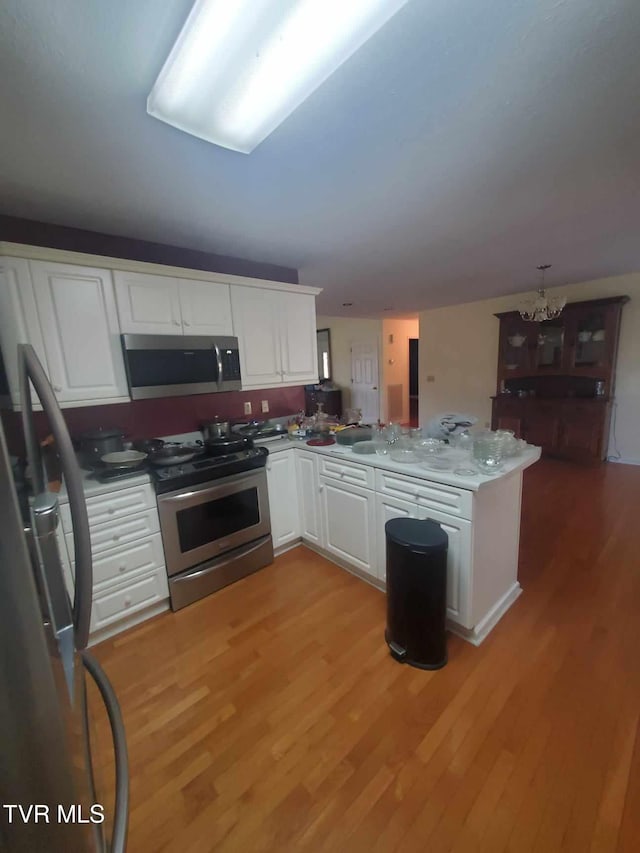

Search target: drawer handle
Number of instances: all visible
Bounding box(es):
[340,469,345,478]
[124,597,132,607]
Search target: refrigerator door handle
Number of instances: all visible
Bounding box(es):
[82,651,129,853]
[31,491,76,698]
[19,343,93,649]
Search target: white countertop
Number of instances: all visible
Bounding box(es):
[57,467,152,501]
[262,436,541,492]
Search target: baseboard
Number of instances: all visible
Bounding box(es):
[608,456,640,466]
[301,539,385,592]
[448,582,522,647]
[88,600,170,647]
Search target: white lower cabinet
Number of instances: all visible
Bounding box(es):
[58,480,169,640]
[266,449,300,551]
[374,491,473,627]
[295,451,323,547]
[320,475,377,579]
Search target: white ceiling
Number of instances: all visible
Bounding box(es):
[1,0,639,316]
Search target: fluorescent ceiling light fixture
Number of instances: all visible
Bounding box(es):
[147,0,409,154]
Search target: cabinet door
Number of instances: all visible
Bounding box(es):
[557,402,606,462]
[277,291,318,385]
[266,450,301,550]
[231,286,282,386]
[320,475,376,578]
[499,316,533,376]
[295,451,323,546]
[563,304,618,378]
[533,319,564,372]
[0,257,48,407]
[114,271,182,335]
[523,401,562,453]
[375,493,418,582]
[178,279,234,336]
[416,506,472,628]
[29,261,129,404]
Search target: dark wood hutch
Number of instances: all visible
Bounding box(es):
[491,295,629,464]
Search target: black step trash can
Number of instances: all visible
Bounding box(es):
[384,517,449,670]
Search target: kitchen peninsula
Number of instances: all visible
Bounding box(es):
[264,438,541,646]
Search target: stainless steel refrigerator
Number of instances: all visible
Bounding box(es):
[0,344,128,852]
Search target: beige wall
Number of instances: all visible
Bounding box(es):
[316,315,382,414]
[418,272,640,462]
[381,317,419,422]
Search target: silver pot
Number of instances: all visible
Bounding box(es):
[78,427,125,466]
[201,419,230,440]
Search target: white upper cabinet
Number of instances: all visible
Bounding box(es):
[231,286,319,389]
[114,271,182,335]
[178,278,233,336]
[29,261,129,405]
[0,257,48,405]
[231,286,282,385]
[114,271,233,336]
[277,290,318,383]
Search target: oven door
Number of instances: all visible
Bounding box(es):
[157,469,271,576]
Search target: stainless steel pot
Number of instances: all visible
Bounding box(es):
[201,419,230,440]
[78,427,125,467]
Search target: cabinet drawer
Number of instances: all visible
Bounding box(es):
[66,508,160,558]
[92,532,165,591]
[90,570,169,632]
[317,455,374,489]
[60,482,155,531]
[375,470,473,520]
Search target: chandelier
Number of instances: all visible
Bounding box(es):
[519,265,566,322]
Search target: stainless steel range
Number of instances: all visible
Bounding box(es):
[152,445,273,611]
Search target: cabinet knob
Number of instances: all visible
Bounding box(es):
[318,484,324,492]
[340,469,345,477]
[118,565,126,573]
[174,320,181,326]
[112,534,120,542]
[183,320,190,326]
[53,385,62,393]
[124,597,131,607]
[107,507,115,515]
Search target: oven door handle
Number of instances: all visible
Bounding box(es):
[214,344,224,390]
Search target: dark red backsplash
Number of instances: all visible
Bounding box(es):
[2,386,305,456]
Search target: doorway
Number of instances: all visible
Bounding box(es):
[350,341,380,423]
[409,338,419,427]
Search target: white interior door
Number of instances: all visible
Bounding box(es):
[350,341,380,423]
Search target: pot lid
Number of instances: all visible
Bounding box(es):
[79,427,125,440]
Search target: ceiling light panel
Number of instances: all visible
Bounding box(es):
[148,0,409,153]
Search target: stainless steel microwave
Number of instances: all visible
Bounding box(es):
[121,334,242,400]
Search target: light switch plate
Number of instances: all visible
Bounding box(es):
[244,401,252,415]
[261,400,269,413]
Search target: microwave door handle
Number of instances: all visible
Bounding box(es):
[18,344,93,650]
[214,344,224,390]
[82,651,129,853]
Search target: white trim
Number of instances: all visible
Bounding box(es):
[87,599,169,647]
[0,242,322,296]
[447,582,522,647]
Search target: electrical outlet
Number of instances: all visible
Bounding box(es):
[244,401,252,415]
[261,400,269,413]
[426,375,435,383]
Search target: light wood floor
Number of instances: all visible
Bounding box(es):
[93,458,640,852]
